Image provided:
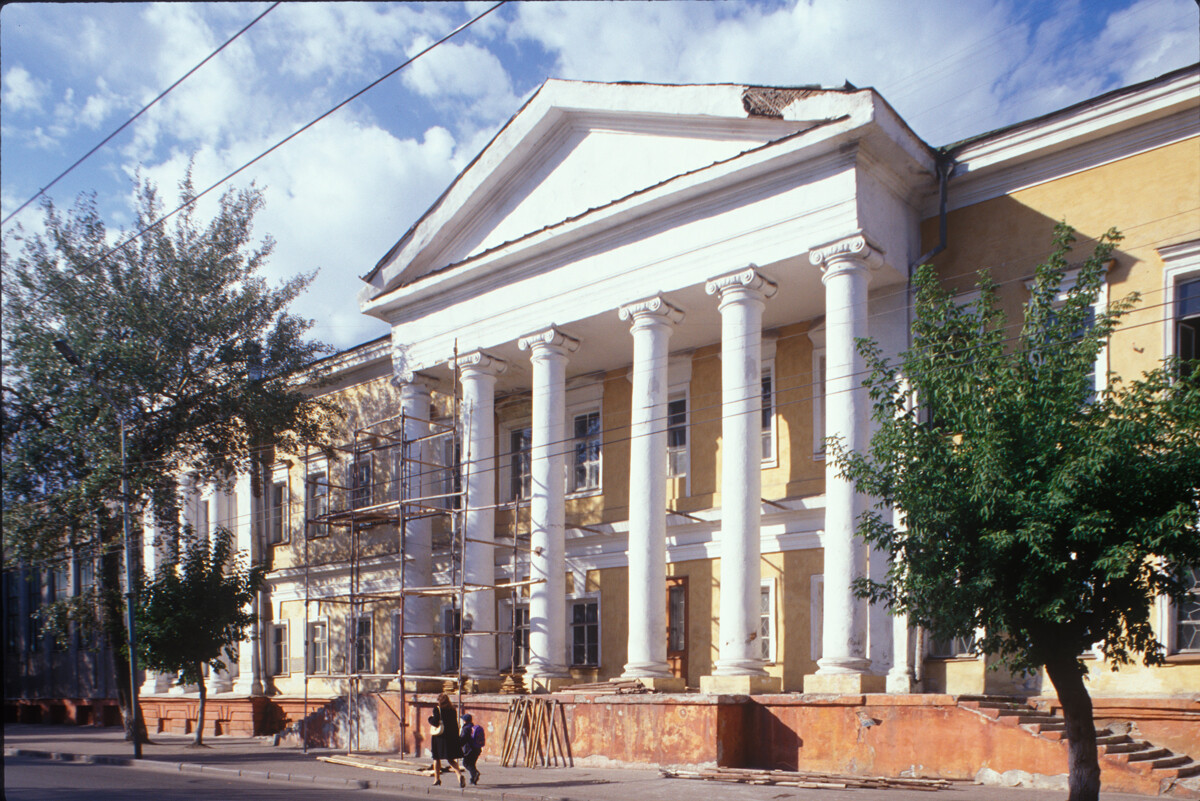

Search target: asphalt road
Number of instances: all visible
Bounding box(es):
[2,756,425,801]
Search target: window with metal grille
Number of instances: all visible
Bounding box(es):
[509,427,531,500]
[666,396,687,478]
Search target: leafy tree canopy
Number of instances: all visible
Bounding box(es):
[836,223,1200,801]
[2,171,341,565]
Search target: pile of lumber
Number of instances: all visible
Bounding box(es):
[318,754,433,775]
[558,678,647,694]
[501,697,573,768]
[660,767,952,791]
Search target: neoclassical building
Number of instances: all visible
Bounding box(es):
[7,65,1199,728]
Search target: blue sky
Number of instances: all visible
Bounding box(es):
[2,0,1197,349]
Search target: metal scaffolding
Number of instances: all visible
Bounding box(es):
[294,362,538,756]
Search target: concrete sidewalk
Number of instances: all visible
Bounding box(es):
[2,724,1152,800]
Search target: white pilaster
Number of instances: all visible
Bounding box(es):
[808,234,882,683]
[518,327,580,683]
[232,471,264,696]
[618,296,684,679]
[705,267,777,679]
[398,375,437,676]
[139,508,174,696]
[456,350,507,680]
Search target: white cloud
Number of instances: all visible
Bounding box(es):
[2,65,47,113]
[402,37,523,124]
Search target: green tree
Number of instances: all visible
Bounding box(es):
[836,224,1200,801]
[136,527,263,746]
[2,172,340,744]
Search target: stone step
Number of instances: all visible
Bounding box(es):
[1118,747,1172,764]
[1095,733,1131,746]
[1100,741,1148,755]
[1025,721,1066,735]
[1156,761,1200,779]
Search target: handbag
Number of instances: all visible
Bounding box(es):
[428,713,444,737]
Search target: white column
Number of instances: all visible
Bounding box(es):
[208,483,237,693]
[618,296,684,679]
[456,350,507,680]
[706,267,777,677]
[809,234,881,681]
[398,375,437,677]
[232,471,264,696]
[518,327,580,684]
[139,509,174,696]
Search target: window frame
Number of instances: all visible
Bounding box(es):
[308,619,329,674]
[270,621,290,676]
[569,596,601,668]
[759,578,777,664]
[305,469,330,538]
[568,408,602,496]
[352,613,373,674]
[505,423,533,502]
[350,455,374,510]
[760,362,777,467]
[268,479,289,545]
[665,393,689,481]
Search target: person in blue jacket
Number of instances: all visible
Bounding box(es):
[459,712,485,785]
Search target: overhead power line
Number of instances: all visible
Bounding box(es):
[4,1,507,313]
[0,2,281,229]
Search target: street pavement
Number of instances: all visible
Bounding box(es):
[2,724,1156,800]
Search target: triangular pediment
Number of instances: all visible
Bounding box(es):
[367,81,847,295]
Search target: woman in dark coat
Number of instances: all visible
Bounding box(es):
[428,693,465,787]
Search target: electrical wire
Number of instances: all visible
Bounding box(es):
[0,2,281,229]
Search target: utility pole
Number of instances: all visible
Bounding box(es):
[54,339,142,759]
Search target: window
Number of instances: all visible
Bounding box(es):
[437,435,462,509]
[509,427,532,500]
[353,615,373,673]
[929,632,977,658]
[268,481,288,544]
[1176,278,1200,381]
[308,621,328,673]
[78,559,94,593]
[511,604,530,670]
[441,608,461,673]
[666,396,687,478]
[1176,566,1200,653]
[51,566,69,601]
[306,472,328,537]
[197,499,210,539]
[350,456,373,509]
[271,623,289,676]
[761,368,775,463]
[760,580,777,663]
[571,599,599,666]
[571,411,601,493]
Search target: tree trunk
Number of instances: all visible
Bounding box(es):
[194,661,206,746]
[99,519,148,745]
[1044,652,1101,801]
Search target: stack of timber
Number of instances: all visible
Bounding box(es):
[559,678,647,695]
[501,697,573,768]
[318,754,433,776]
[660,767,952,791]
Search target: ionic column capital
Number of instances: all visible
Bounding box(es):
[455,349,508,377]
[618,295,685,330]
[393,371,433,396]
[809,233,885,282]
[705,266,778,305]
[518,327,580,358]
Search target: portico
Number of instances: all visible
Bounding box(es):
[360,78,934,692]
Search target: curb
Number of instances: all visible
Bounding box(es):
[4,747,581,801]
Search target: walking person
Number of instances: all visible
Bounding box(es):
[459,712,485,785]
[428,693,466,787]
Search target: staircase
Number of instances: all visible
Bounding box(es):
[959,696,1200,794]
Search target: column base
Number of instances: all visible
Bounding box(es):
[699,674,781,695]
[803,672,887,694]
[886,670,918,694]
[528,675,576,693]
[232,679,264,697]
